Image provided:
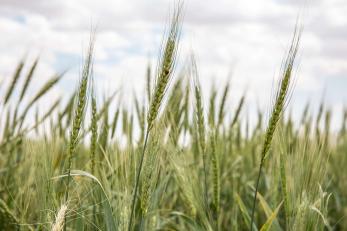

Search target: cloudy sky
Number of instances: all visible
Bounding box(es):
[0,0,346,128]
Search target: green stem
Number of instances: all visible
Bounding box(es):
[128,129,150,231]
[250,158,264,231]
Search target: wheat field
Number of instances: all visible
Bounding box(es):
[0,5,346,231]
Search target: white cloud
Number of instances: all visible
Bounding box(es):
[0,0,346,129]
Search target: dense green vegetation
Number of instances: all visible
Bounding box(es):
[0,5,346,231]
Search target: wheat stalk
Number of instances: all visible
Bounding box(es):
[64,34,94,231]
[19,57,39,102]
[128,5,181,230]
[3,58,24,105]
[250,25,301,230]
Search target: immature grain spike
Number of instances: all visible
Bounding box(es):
[262,31,300,159]
[134,94,145,143]
[18,74,63,129]
[167,77,183,110]
[129,114,134,143]
[111,105,120,138]
[324,109,331,147]
[29,98,61,132]
[165,78,184,141]
[99,104,109,152]
[88,82,98,227]
[11,107,19,132]
[183,81,190,133]
[195,84,206,153]
[208,85,217,127]
[172,92,187,142]
[250,25,301,231]
[191,56,210,212]
[191,57,206,154]
[128,6,182,230]
[217,83,230,127]
[300,102,310,126]
[2,108,11,140]
[28,74,62,109]
[134,94,141,125]
[315,101,324,141]
[90,92,97,174]
[122,108,128,135]
[35,106,40,135]
[19,57,39,102]
[64,35,94,230]
[95,90,117,122]
[286,110,293,137]
[146,7,181,131]
[69,72,91,153]
[4,58,24,105]
[231,95,245,128]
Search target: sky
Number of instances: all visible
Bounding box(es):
[0,0,346,130]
